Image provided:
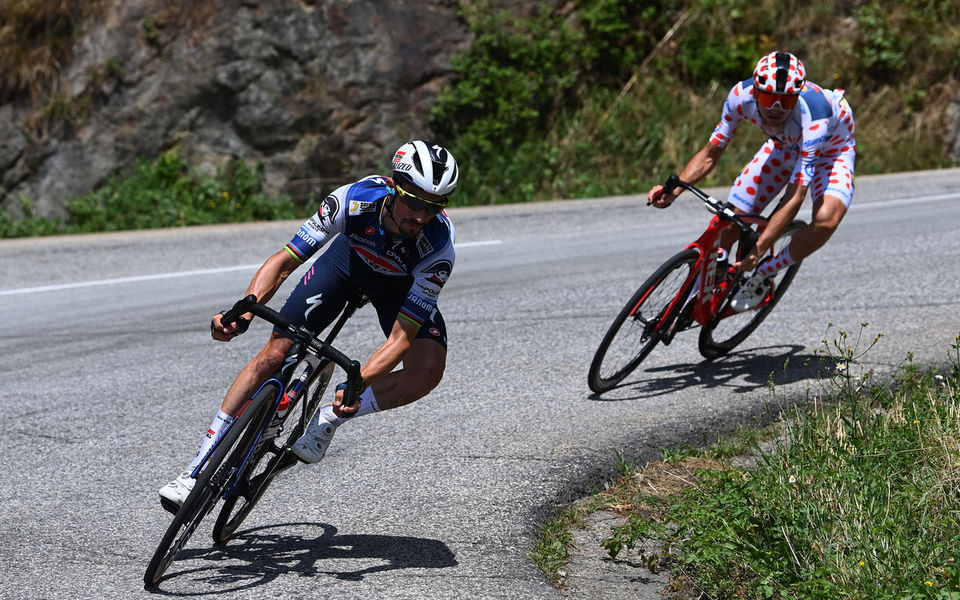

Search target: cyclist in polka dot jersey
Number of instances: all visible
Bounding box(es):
[648,51,856,311]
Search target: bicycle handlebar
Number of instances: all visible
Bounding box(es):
[659,174,757,235]
[221,294,365,408]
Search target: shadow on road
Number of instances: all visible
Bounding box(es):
[149,522,457,594]
[588,343,832,401]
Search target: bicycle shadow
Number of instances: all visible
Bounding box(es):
[589,343,832,401]
[149,522,457,594]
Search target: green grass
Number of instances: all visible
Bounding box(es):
[0,148,305,237]
[536,326,960,598]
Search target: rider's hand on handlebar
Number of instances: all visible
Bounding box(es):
[332,380,366,418]
[647,185,678,208]
[210,311,250,341]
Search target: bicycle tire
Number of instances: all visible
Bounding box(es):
[212,360,335,544]
[144,390,273,587]
[588,248,699,393]
[698,220,805,359]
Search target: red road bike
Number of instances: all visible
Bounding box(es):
[588,175,805,393]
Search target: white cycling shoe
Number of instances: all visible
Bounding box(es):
[731,270,772,312]
[291,411,339,464]
[159,470,195,515]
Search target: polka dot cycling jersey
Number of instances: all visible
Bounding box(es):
[709,79,856,189]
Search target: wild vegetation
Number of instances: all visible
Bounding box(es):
[531,327,960,598]
[0,149,300,237]
[0,0,91,103]
[1,0,958,236]
[432,0,960,206]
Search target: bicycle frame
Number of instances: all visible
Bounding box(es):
[651,175,776,342]
[196,293,366,500]
[685,213,773,326]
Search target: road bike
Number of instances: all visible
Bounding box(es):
[144,292,367,587]
[588,175,805,394]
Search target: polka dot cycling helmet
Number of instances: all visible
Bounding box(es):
[753,51,806,95]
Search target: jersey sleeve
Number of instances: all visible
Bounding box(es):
[283,185,350,264]
[397,219,455,329]
[709,80,752,149]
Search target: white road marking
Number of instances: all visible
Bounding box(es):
[0,239,504,296]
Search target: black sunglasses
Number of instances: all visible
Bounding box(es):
[395,185,447,215]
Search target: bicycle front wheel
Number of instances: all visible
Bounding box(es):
[144,389,273,587]
[212,361,334,544]
[698,220,805,359]
[588,249,699,393]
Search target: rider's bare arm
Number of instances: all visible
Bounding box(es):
[331,317,419,416]
[650,142,725,207]
[360,318,419,385]
[211,250,301,340]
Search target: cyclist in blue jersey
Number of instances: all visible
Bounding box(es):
[159,141,459,512]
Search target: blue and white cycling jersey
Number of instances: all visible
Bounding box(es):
[283,175,455,329]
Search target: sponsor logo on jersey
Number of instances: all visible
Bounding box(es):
[354,245,404,274]
[296,227,318,246]
[349,200,377,215]
[416,232,433,257]
[423,259,452,286]
[319,195,338,227]
[419,284,440,300]
[365,226,376,236]
[405,292,433,311]
[805,162,816,178]
[349,232,377,249]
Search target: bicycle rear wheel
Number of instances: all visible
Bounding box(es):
[144,390,273,587]
[588,248,699,393]
[212,360,335,544]
[698,220,805,359]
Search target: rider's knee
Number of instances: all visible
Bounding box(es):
[813,195,847,232]
[251,338,291,378]
[402,357,446,399]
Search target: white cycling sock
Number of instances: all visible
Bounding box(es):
[758,245,796,277]
[187,409,236,471]
[319,386,380,426]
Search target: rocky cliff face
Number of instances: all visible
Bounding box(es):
[0,0,470,219]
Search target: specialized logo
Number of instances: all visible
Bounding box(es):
[304,293,323,321]
[422,259,452,286]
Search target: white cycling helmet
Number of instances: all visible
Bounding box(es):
[753,51,806,95]
[391,140,459,197]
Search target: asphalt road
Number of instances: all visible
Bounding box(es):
[1,168,958,599]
